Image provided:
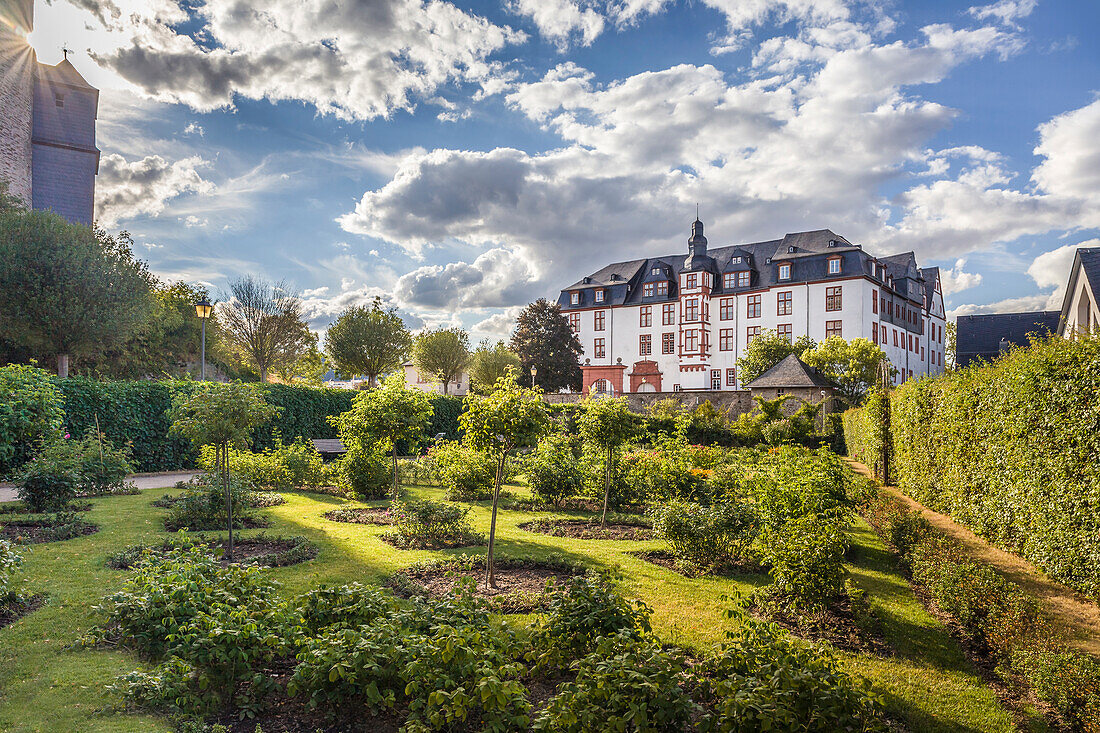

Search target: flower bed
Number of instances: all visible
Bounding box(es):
[519,517,652,541]
[322,506,395,525]
[0,514,99,544]
[106,533,318,569]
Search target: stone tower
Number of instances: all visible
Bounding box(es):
[0,0,35,205]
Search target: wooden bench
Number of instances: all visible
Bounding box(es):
[310,438,347,461]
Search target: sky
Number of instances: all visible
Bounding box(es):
[20,0,1100,341]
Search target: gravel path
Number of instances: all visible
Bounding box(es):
[847,459,1100,655]
[0,471,201,503]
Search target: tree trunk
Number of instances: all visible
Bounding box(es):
[57,354,70,378]
[392,445,399,501]
[601,445,612,528]
[224,442,234,562]
[485,452,506,589]
[442,378,449,396]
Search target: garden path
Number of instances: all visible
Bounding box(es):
[0,471,200,503]
[846,459,1100,655]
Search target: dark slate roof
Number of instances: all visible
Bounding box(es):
[918,267,939,308]
[955,311,1061,367]
[744,354,838,389]
[1057,248,1100,331]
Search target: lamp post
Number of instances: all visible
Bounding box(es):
[195,299,213,381]
[530,366,537,389]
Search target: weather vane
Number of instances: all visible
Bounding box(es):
[61,44,71,61]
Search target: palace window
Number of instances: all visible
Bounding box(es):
[872,291,878,314]
[594,338,605,358]
[731,256,742,264]
[723,273,736,289]
[568,313,579,333]
[778,263,791,280]
[595,289,605,303]
[726,368,736,386]
[685,298,700,321]
[881,325,887,343]
[643,283,654,297]
[778,324,792,341]
[651,267,661,275]
[826,286,842,312]
[685,273,698,289]
[570,292,579,305]
[738,271,750,287]
[684,330,699,352]
[825,320,842,338]
[828,257,841,274]
[662,332,675,354]
[777,290,792,316]
[746,326,761,344]
[747,295,761,319]
[872,323,878,344]
[711,369,722,390]
[639,334,652,356]
[893,330,898,347]
[719,329,734,351]
[663,304,675,325]
[594,311,605,331]
[640,306,652,327]
[720,298,734,320]
[656,281,668,296]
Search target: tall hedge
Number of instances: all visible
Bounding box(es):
[55,379,461,472]
[843,335,1100,599]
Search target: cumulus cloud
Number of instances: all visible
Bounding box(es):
[471,305,525,339]
[949,293,1055,318]
[968,0,1037,28]
[940,259,983,295]
[73,0,525,121]
[509,0,605,49]
[96,153,215,227]
[1031,99,1100,203]
[394,248,539,309]
[183,122,205,137]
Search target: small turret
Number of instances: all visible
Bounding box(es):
[688,218,707,257]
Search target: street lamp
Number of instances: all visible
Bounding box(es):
[195,299,213,381]
[530,365,537,388]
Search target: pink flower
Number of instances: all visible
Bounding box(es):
[64,433,70,439]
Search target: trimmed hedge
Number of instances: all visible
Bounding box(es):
[843,335,1100,599]
[55,378,462,472]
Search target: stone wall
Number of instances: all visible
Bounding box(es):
[0,23,34,205]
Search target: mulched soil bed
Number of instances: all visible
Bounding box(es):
[750,595,892,657]
[555,498,647,515]
[378,531,485,550]
[0,518,99,544]
[153,491,285,509]
[107,534,319,569]
[0,500,92,515]
[389,557,586,613]
[631,549,765,578]
[323,506,395,525]
[0,594,45,629]
[519,518,653,541]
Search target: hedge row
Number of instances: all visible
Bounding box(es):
[842,335,1100,599]
[57,378,462,472]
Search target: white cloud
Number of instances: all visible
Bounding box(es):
[968,0,1038,28]
[471,305,525,340]
[1031,99,1100,203]
[394,248,539,309]
[508,0,605,49]
[183,122,205,137]
[96,153,215,227]
[71,0,525,121]
[181,215,208,228]
[949,293,1055,319]
[940,259,983,295]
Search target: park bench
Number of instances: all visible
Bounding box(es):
[310,438,346,461]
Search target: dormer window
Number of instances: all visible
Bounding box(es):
[651,267,661,275]
[594,289,605,303]
[723,273,735,289]
[828,257,841,275]
[778,263,791,280]
[643,283,654,297]
[731,256,741,264]
[570,292,580,305]
[685,273,698,289]
[656,281,668,296]
[737,271,750,287]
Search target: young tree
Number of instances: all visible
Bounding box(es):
[412,327,470,395]
[578,397,636,527]
[218,276,312,382]
[168,383,278,560]
[460,372,549,587]
[735,330,816,384]
[273,330,327,385]
[945,321,957,370]
[801,336,895,405]
[331,372,434,499]
[510,299,583,392]
[468,339,521,394]
[0,209,154,377]
[324,299,411,388]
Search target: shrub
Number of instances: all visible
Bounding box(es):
[0,539,23,599]
[533,632,695,733]
[1011,649,1100,733]
[293,583,396,635]
[526,433,585,506]
[529,571,651,669]
[164,475,266,531]
[337,445,391,500]
[72,427,133,494]
[0,363,64,477]
[650,500,759,570]
[581,445,639,507]
[15,439,82,512]
[201,439,326,491]
[757,515,848,610]
[432,440,498,500]
[619,439,706,504]
[383,499,484,549]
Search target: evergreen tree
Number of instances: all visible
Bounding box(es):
[510,299,582,392]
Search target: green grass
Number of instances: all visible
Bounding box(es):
[0,484,1015,732]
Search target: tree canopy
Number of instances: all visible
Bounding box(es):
[218,276,312,382]
[735,330,816,385]
[802,337,894,405]
[577,396,636,526]
[168,382,279,450]
[468,340,521,394]
[0,209,154,376]
[412,327,470,395]
[324,299,411,387]
[510,299,582,393]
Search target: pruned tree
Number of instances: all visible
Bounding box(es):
[218,276,312,382]
[468,339,521,394]
[578,396,635,527]
[412,327,470,395]
[0,209,154,377]
[460,371,549,587]
[801,336,895,405]
[324,298,411,388]
[735,330,816,385]
[330,372,434,500]
[510,299,582,392]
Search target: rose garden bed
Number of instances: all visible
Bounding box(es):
[323,506,395,525]
[0,594,46,630]
[106,533,319,569]
[0,515,99,544]
[519,517,653,541]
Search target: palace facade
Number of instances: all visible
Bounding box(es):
[557,220,947,394]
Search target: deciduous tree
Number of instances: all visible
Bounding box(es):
[802,337,894,405]
[460,372,549,587]
[412,327,470,395]
[578,397,636,527]
[735,330,816,385]
[510,299,582,392]
[218,276,312,382]
[468,339,521,394]
[324,299,411,387]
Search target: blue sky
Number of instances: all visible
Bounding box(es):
[23,0,1100,339]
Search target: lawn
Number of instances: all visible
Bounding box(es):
[0,481,1014,733]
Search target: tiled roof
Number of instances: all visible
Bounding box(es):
[743,354,838,389]
[955,311,1061,367]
